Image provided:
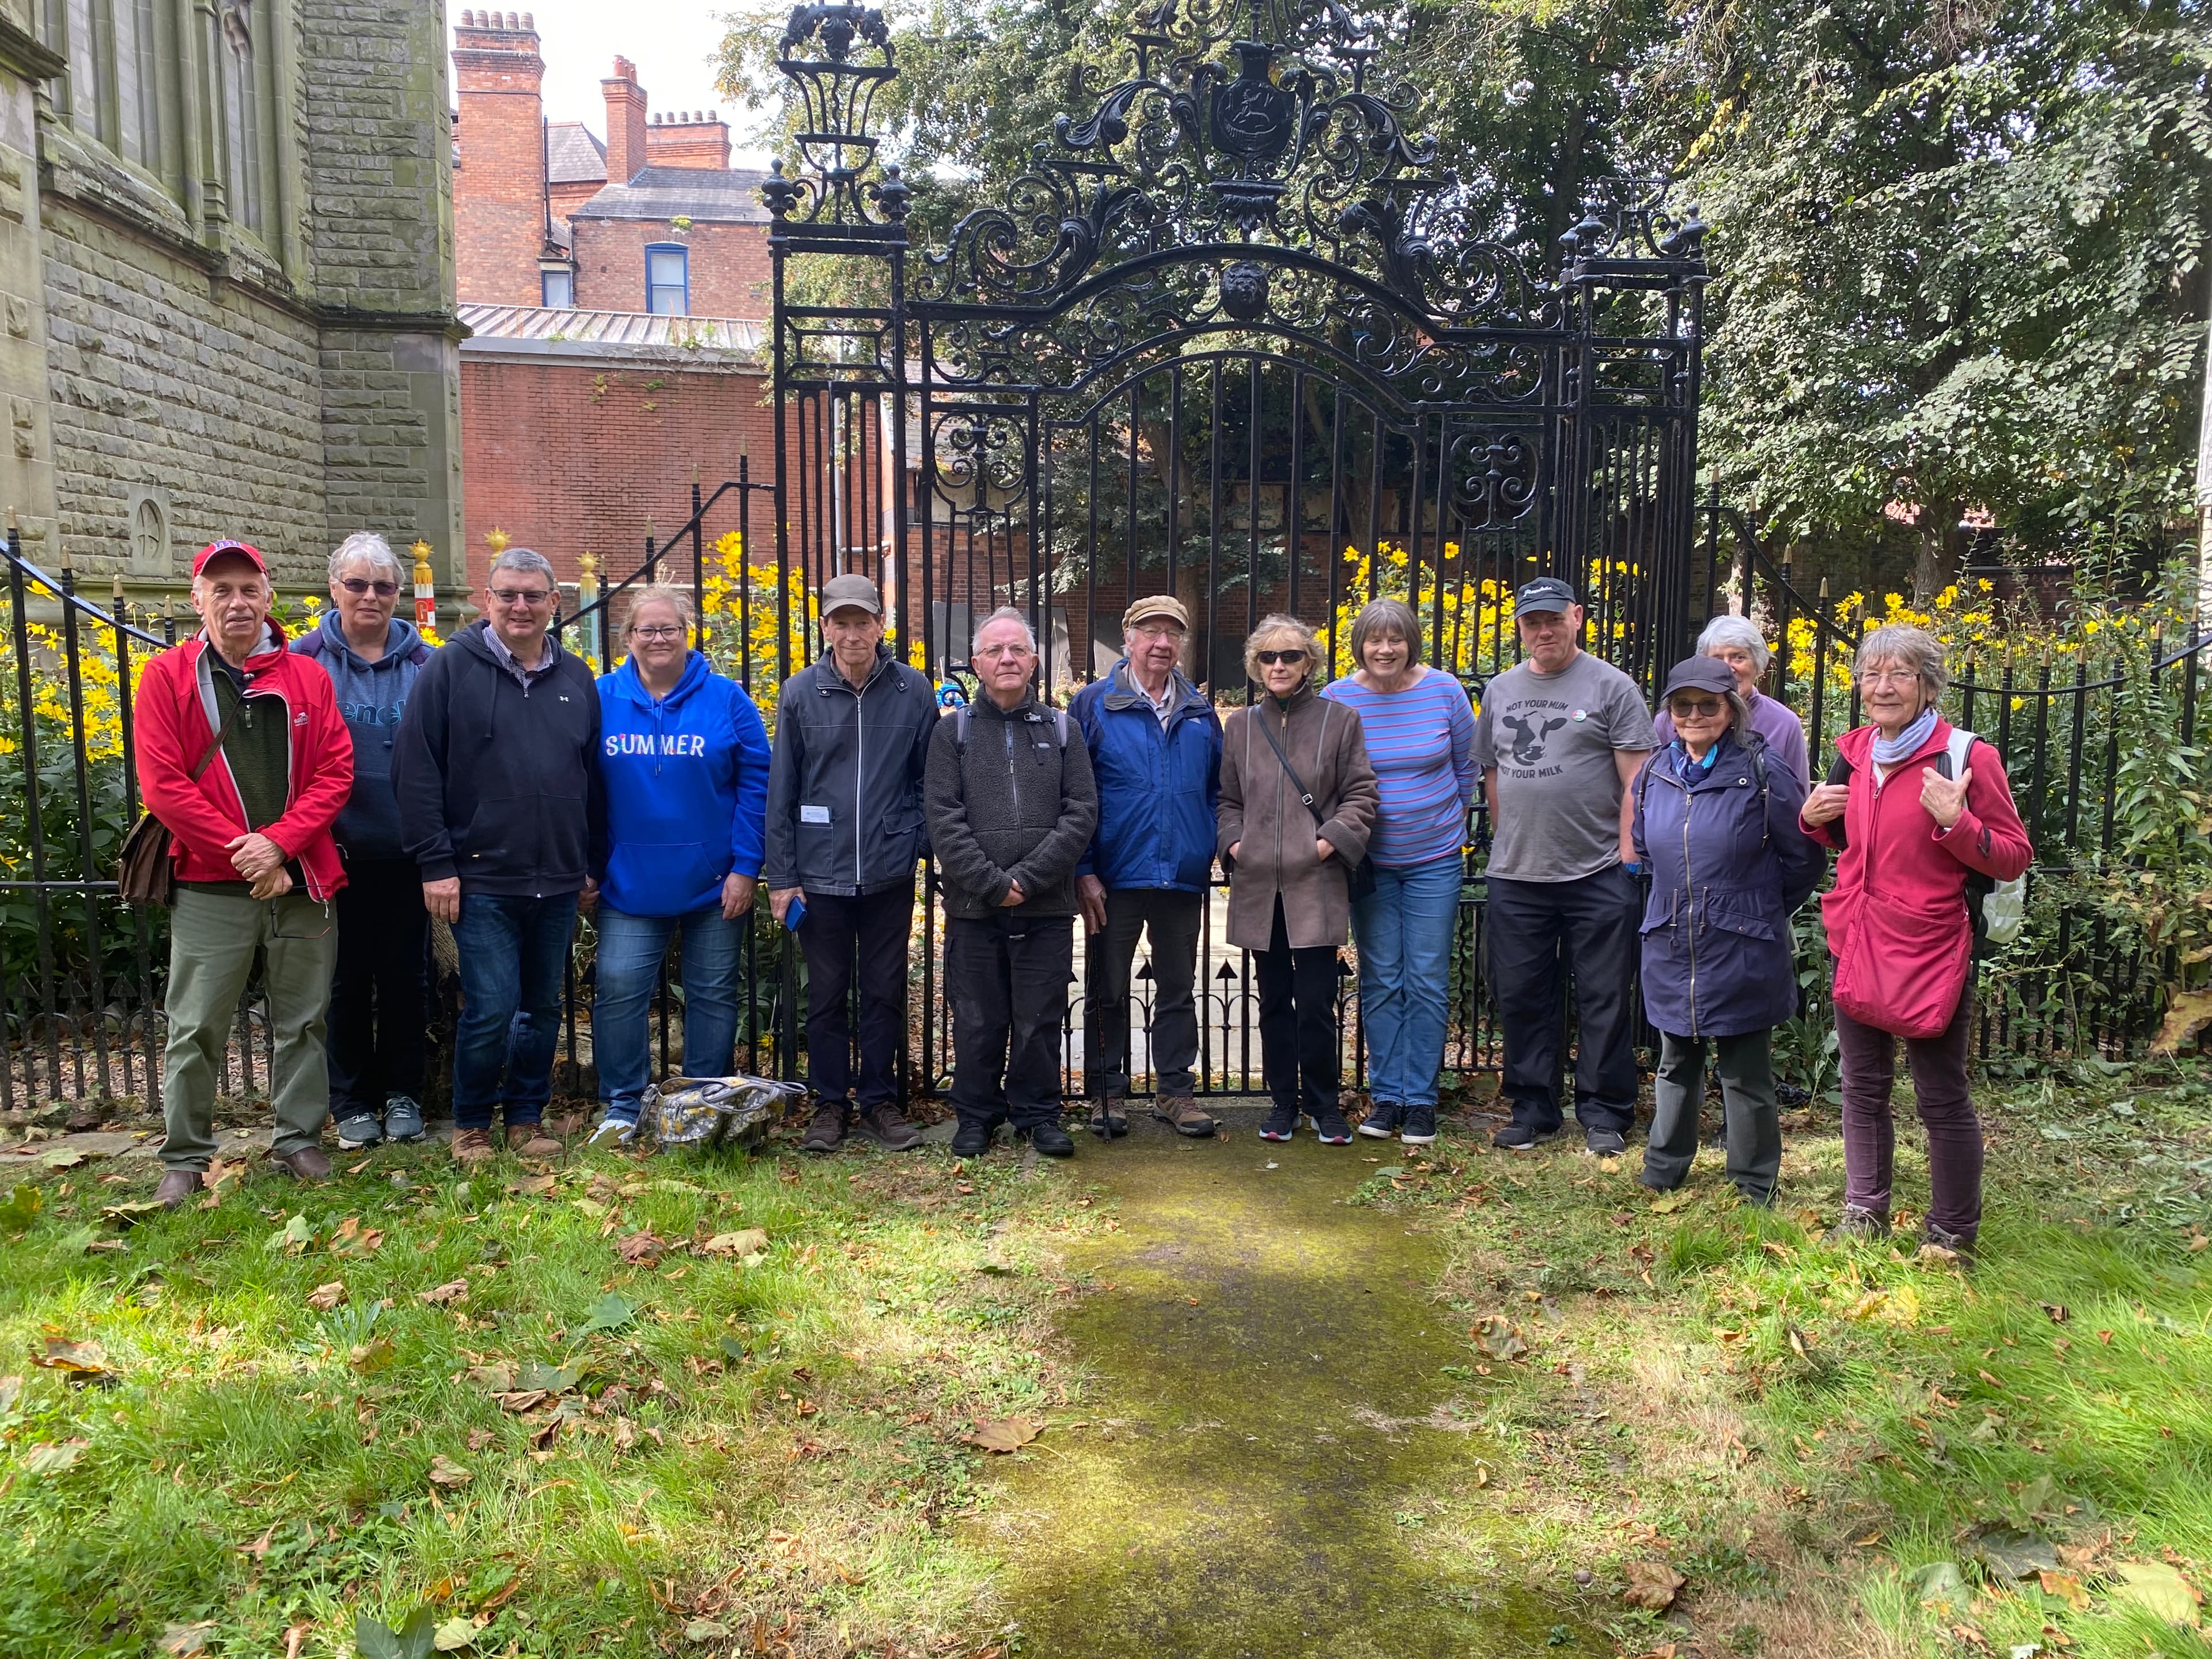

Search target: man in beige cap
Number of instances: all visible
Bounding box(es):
[764,573,937,1153]
[1068,595,1224,1138]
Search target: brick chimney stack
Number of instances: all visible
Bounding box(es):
[646,109,733,171]
[602,56,651,187]
[453,10,547,307]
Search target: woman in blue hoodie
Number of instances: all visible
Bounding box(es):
[589,585,772,1145]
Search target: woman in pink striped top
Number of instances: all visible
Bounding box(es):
[1321,598,1479,1145]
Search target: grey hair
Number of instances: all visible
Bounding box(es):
[488,547,556,586]
[623,582,696,635]
[1243,612,1323,685]
[1350,596,1423,670]
[1855,622,1950,702]
[975,604,1037,652]
[328,531,405,586]
[1696,612,1771,675]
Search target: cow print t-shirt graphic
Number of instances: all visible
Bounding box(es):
[1471,652,1654,883]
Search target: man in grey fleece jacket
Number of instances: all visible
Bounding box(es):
[925,608,1097,1158]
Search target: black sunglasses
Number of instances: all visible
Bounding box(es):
[1255,649,1308,667]
[339,577,400,597]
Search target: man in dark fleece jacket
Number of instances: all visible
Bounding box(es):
[924,607,1097,1159]
[394,547,606,1165]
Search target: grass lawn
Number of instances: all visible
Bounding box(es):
[3,1055,2211,1659]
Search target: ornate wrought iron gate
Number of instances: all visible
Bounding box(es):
[763,0,1709,1098]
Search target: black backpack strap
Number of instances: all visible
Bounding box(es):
[1821,751,1853,851]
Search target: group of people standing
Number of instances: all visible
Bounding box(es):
[137,540,2028,1260]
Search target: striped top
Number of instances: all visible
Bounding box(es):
[1320,669,1478,867]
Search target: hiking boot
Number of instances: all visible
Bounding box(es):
[584,1114,638,1149]
[801,1099,849,1155]
[335,1112,384,1151]
[1918,1221,1975,1267]
[270,1146,332,1180]
[156,1169,205,1209]
[1310,1109,1354,1145]
[1399,1103,1437,1146]
[1259,1102,1298,1142]
[1585,1128,1627,1159]
[1491,1121,1560,1150]
[950,1119,994,1158]
[853,1102,923,1151]
[506,1122,562,1158]
[1090,1092,1129,1140]
[1025,1121,1076,1158]
[1156,1094,1214,1138]
[1825,1205,1892,1244]
[1357,1100,1403,1140]
[449,1127,497,1166]
[383,1096,426,1142]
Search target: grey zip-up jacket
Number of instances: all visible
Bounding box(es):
[763,647,937,896]
[925,692,1099,920]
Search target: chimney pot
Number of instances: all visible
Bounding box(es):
[521,10,533,25]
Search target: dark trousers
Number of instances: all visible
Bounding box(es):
[1835,986,1982,1240]
[1645,1028,1780,1203]
[449,892,578,1130]
[1486,866,1640,1134]
[1255,898,1341,1118]
[798,887,911,1111]
[948,912,1074,1130]
[1086,887,1204,1097]
[325,857,428,1116]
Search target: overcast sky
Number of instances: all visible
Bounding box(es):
[456,0,779,165]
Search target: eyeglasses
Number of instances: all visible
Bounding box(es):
[1861,667,1921,687]
[1128,622,1184,641]
[490,588,552,607]
[339,577,399,597]
[974,643,1035,661]
[1669,697,1726,719]
[630,624,685,642]
[1255,649,1308,667]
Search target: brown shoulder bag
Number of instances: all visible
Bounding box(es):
[117,687,251,907]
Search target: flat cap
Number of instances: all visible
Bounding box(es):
[819,573,882,617]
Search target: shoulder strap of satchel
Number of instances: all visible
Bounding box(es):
[1936,726,1975,779]
[191,669,255,782]
[1253,702,1328,830]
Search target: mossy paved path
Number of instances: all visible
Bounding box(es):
[972,1110,1580,1658]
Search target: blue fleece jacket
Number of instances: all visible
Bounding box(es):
[596,652,771,917]
[290,612,429,859]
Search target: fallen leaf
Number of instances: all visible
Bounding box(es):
[1647,1191,1689,1214]
[264,1213,316,1255]
[580,1292,635,1334]
[419,1279,470,1307]
[241,1524,276,1559]
[1908,1561,1971,1615]
[433,1614,480,1650]
[427,1454,474,1487]
[2152,987,2212,1053]
[349,1337,397,1374]
[1980,1532,2059,1580]
[466,1427,493,1452]
[329,1217,385,1257]
[700,1229,770,1257]
[506,1174,558,1197]
[615,1233,664,1265]
[463,1363,515,1392]
[283,1624,309,1659]
[2039,1302,2070,1323]
[158,1622,216,1656]
[513,1361,582,1393]
[0,1184,44,1233]
[307,1281,348,1312]
[0,1376,21,1420]
[203,1157,246,1199]
[2108,1560,2201,1625]
[100,1199,164,1227]
[493,1390,548,1414]
[965,1416,1041,1453]
[2038,1570,2090,1611]
[355,1608,437,1659]
[32,1337,113,1380]
[1622,1560,1685,1611]
[22,1440,87,1474]
[1472,1314,1529,1362]
[684,1620,731,1643]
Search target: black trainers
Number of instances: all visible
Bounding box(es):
[950,1119,995,1158]
[1825,1205,1892,1243]
[800,1099,849,1155]
[852,1102,923,1151]
[1259,1102,1298,1142]
[1399,1103,1437,1146]
[382,1096,426,1142]
[1025,1121,1076,1158]
[1310,1110,1354,1145]
[1491,1121,1560,1150]
[1585,1128,1627,1158]
[334,1112,384,1151]
[1357,1100,1403,1139]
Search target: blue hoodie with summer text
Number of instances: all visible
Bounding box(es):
[596,652,771,917]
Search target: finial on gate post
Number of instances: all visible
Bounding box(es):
[411,539,438,632]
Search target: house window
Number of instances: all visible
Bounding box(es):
[219,0,267,234]
[541,267,574,309]
[645,244,688,316]
[45,0,162,172]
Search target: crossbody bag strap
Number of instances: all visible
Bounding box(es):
[190,671,255,782]
[1253,703,1326,830]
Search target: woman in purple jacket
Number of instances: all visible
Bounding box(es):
[1633,657,1823,1204]
[1653,615,1808,787]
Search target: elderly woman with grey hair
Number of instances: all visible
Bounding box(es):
[291,532,434,1151]
[1320,597,1476,1145]
[1799,623,2032,1262]
[1218,613,1379,1143]
[1654,614,1808,785]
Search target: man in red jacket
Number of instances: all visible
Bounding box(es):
[138,541,354,1206]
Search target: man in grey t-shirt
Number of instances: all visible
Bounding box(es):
[1471,578,1654,1155]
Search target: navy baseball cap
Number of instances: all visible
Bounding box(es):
[1514,577,1577,614]
[1661,655,1736,701]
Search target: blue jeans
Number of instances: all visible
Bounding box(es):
[593,903,745,1122]
[450,892,579,1130]
[1350,854,1463,1108]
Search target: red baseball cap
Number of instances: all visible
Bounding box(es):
[192,539,269,578]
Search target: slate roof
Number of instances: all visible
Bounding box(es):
[571,165,770,225]
[546,122,607,185]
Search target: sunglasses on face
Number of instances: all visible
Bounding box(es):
[1256,649,1308,667]
[490,588,552,607]
[339,577,399,597]
[1669,697,1725,719]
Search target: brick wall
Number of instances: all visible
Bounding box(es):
[645,118,729,171]
[571,219,769,319]
[452,13,546,308]
[460,354,777,594]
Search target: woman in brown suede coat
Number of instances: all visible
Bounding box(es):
[1218,613,1378,1143]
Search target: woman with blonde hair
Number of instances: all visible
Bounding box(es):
[1218,613,1379,1143]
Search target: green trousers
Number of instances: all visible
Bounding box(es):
[161,885,338,1170]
